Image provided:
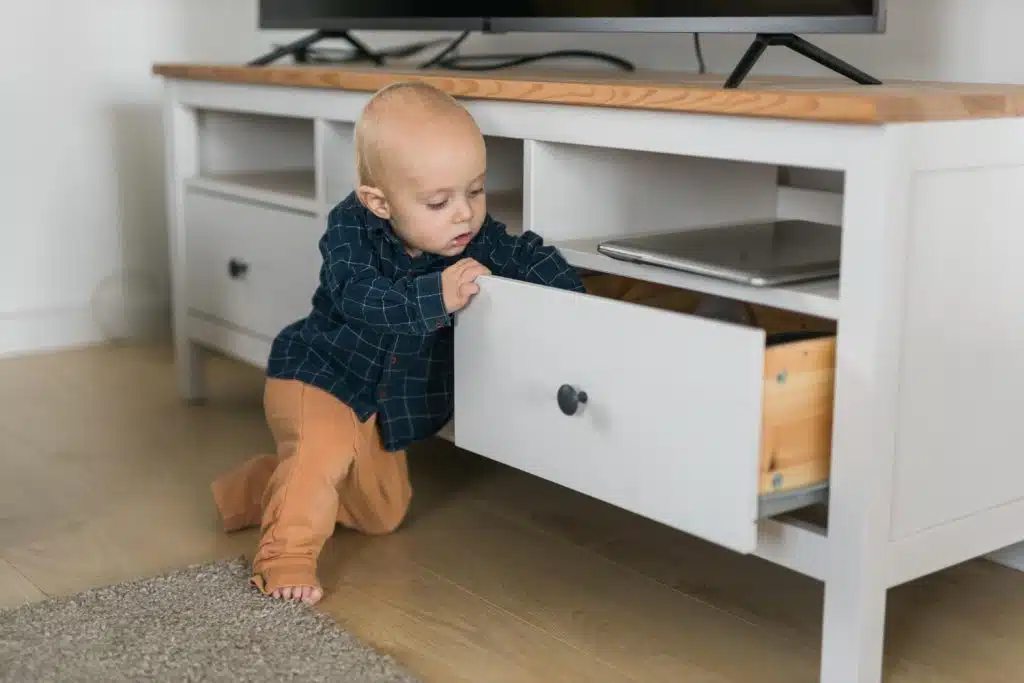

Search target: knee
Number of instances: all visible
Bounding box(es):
[361,486,413,535]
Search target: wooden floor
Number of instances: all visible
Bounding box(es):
[2,343,1023,682]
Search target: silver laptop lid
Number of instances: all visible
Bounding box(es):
[596,219,842,287]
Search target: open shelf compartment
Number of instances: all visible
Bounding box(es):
[190,109,318,212]
[526,140,845,321]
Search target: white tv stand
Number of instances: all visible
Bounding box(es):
[154,63,1024,683]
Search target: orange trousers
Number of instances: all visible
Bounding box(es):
[211,378,412,595]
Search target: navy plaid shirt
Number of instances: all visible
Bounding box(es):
[266,191,584,451]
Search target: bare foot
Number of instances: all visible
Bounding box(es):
[270,584,323,604]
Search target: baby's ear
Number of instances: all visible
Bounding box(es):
[357,185,391,219]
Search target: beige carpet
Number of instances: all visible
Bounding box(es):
[0,557,420,682]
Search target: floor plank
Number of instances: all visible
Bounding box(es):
[3,474,254,599]
[0,557,45,610]
[326,496,819,683]
[319,536,639,683]
[463,462,822,640]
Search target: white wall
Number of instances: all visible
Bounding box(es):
[0,0,261,356]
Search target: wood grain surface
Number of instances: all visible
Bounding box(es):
[152,63,1024,124]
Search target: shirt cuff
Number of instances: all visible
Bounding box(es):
[415,271,452,330]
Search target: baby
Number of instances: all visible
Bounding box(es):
[210,80,584,604]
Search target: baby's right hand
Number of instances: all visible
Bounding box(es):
[442,258,490,313]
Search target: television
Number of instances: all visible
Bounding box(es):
[253,1,886,88]
[257,1,886,34]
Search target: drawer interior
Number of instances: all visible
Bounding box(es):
[579,272,836,515]
[581,271,837,336]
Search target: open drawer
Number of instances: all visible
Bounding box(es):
[453,273,835,554]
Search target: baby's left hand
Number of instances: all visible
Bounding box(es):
[442,258,490,313]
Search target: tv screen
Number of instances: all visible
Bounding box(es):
[258,1,885,34]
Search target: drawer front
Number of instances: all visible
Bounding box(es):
[184,189,323,340]
[454,276,769,553]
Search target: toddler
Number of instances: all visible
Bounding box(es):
[210,80,584,604]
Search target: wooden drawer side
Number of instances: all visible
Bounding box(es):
[760,336,836,495]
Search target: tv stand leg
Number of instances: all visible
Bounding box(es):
[724,33,881,89]
[820,568,888,682]
[248,29,384,66]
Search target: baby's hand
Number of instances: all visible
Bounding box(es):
[442,258,490,313]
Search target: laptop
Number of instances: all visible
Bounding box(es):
[596,219,842,287]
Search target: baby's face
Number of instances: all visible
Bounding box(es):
[381,121,488,258]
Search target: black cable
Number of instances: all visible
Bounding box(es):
[693,33,706,74]
[303,38,450,64]
[436,50,635,72]
[419,31,471,68]
[278,30,634,74]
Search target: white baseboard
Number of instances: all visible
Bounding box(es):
[0,303,170,358]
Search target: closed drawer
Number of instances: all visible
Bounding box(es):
[453,273,835,554]
[183,189,323,340]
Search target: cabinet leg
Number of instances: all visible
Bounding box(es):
[820,572,888,683]
[812,132,911,683]
[177,338,207,402]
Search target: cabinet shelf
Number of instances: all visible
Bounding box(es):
[487,189,524,236]
[186,169,318,214]
[554,235,840,320]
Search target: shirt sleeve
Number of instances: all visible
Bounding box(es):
[320,213,452,335]
[467,216,585,292]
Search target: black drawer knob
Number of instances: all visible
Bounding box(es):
[557,384,588,416]
[228,258,249,279]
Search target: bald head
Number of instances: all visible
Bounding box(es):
[351,81,489,258]
[354,81,481,189]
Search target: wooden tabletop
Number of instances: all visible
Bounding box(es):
[152,63,1024,125]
